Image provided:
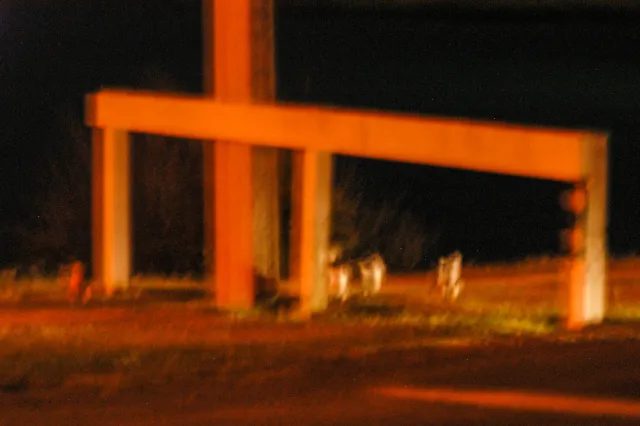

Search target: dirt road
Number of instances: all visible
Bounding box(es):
[1,335,639,425]
[1,303,640,425]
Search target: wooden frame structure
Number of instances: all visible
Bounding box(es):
[87,0,608,328]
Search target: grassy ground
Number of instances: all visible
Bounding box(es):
[1,304,638,396]
[2,256,640,396]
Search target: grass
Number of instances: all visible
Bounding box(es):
[0,277,64,302]
[605,304,640,323]
[0,316,540,394]
[464,254,561,270]
[0,298,638,394]
[2,257,640,398]
[326,298,559,336]
[423,311,556,335]
[130,274,206,290]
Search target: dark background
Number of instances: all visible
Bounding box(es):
[1,0,640,268]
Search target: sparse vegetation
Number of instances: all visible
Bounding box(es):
[605,304,640,323]
[1,297,638,395]
[2,257,640,395]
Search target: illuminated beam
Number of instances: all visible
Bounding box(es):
[86,90,589,182]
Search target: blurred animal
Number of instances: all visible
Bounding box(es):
[358,253,386,296]
[329,263,352,302]
[434,251,464,302]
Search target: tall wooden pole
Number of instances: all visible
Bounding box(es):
[296,150,332,315]
[561,135,608,329]
[202,0,281,308]
[92,128,131,296]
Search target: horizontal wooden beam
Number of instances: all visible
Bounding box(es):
[86,89,594,181]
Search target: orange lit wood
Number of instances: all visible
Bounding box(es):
[202,0,280,309]
[86,90,587,182]
[212,0,251,102]
[92,128,131,296]
[213,141,254,308]
[252,147,282,282]
[201,0,215,291]
[208,0,256,309]
[243,0,283,284]
[581,135,608,325]
[566,256,587,330]
[297,151,332,316]
[212,0,252,309]
[87,0,609,327]
[288,152,303,285]
[563,136,608,329]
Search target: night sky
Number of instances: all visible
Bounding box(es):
[2,1,640,265]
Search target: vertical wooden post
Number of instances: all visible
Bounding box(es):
[202,0,215,283]
[297,150,332,316]
[246,0,281,284]
[92,128,131,297]
[289,152,303,283]
[202,0,279,308]
[582,135,608,324]
[213,141,254,307]
[563,135,608,329]
[565,195,587,329]
[253,147,282,282]
[211,0,254,309]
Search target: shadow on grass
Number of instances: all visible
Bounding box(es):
[343,297,406,317]
[140,287,207,302]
